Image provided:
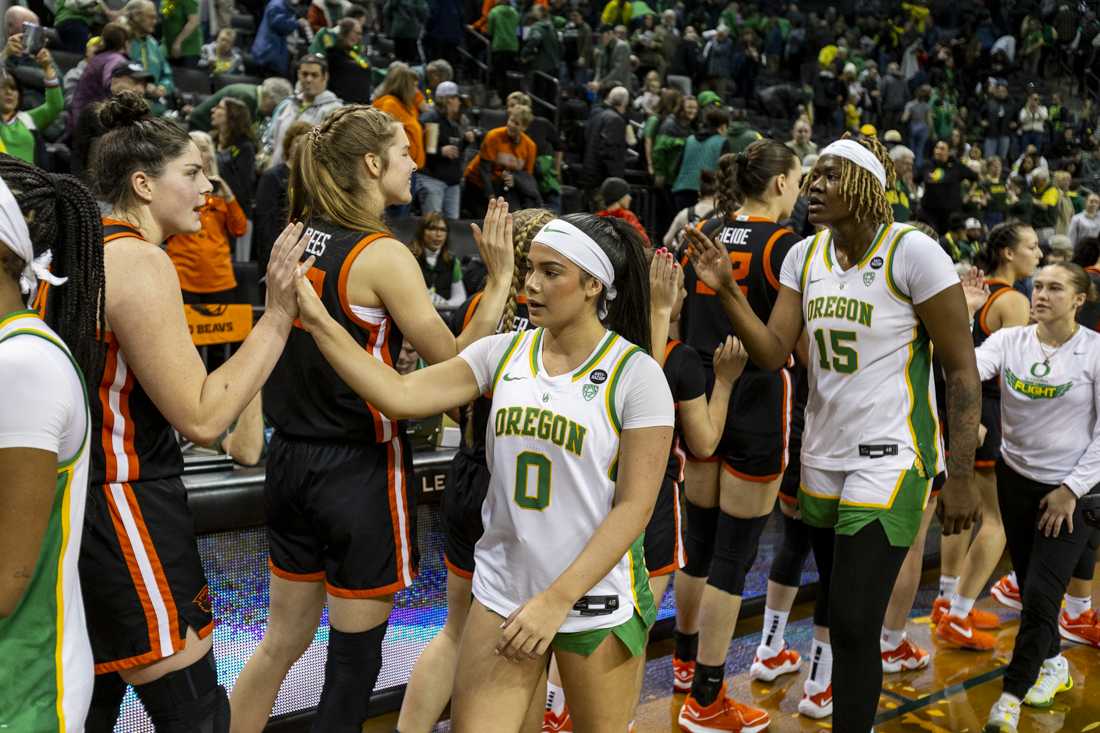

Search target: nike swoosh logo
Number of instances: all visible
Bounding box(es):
[502,374,525,382]
[809,277,824,284]
[949,622,974,638]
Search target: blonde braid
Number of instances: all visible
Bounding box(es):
[500,208,554,332]
[799,133,895,226]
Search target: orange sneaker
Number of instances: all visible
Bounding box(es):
[931,597,1001,629]
[542,706,574,733]
[935,613,996,651]
[748,644,802,682]
[797,681,833,719]
[1059,609,1100,647]
[991,574,1022,611]
[678,683,770,733]
[882,638,931,672]
[673,656,696,694]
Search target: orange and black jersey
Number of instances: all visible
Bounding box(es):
[973,279,1016,396]
[90,219,184,485]
[449,292,532,458]
[662,340,707,485]
[265,222,404,443]
[683,214,800,368]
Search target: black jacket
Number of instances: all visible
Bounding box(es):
[581,105,626,189]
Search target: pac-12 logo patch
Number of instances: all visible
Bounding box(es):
[589,369,608,384]
[863,272,876,286]
[583,384,599,401]
[870,256,884,269]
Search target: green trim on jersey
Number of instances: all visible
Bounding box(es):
[528,328,544,376]
[904,325,939,478]
[628,533,657,626]
[0,326,90,733]
[856,224,891,268]
[572,331,619,382]
[551,610,650,657]
[797,465,931,547]
[605,346,644,434]
[800,232,824,292]
[884,226,917,302]
[491,330,527,391]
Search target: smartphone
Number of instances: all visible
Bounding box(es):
[22,22,44,55]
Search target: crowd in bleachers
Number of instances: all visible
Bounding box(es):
[4,0,1100,298]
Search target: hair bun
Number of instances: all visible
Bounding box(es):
[96,91,152,131]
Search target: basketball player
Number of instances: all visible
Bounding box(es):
[230,107,516,733]
[397,208,554,733]
[674,141,803,733]
[0,162,103,732]
[294,213,673,732]
[683,133,981,732]
[76,92,311,731]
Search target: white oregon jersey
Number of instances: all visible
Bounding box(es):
[779,223,958,477]
[0,311,93,732]
[459,328,674,632]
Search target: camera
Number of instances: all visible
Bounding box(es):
[22,22,45,55]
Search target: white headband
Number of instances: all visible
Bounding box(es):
[0,176,65,307]
[532,219,617,316]
[821,139,887,189]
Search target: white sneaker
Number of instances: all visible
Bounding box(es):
[1023,655,1073,707]
[748,643,801,681]
[982,694,1020,732]
[797,680,832,719]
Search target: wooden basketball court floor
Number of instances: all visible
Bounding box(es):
[365,579,1100,732]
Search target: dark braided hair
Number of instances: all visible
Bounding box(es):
[0,155,106,379]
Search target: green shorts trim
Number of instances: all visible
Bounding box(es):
[551,610,650,657]
[799,465,930,547]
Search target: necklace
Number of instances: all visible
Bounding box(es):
[1031,324,1078,378]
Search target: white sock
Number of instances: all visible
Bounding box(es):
[1064,594,1092,618]
[546,682,565,715]
[950,595,976,619]
[807,639,832,688]
[1008,571,1018,587]
[880,628,905,652]
[939,575,959,599]
[760,607,789,654]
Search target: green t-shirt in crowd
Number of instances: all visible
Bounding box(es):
[161,0,202,58]
[488,4,520,52]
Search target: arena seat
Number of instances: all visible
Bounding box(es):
[49,50,82,77]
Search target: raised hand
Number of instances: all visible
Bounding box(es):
[264,222,312,323]
[960,266,989,319]
[714,335,748,385]
[682,225,735,295]
[649,247,681,315]
[470,197,515,286]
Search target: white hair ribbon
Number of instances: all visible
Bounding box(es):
[532,219,617,317]
[821,139,887,189]
[0,176,66,306]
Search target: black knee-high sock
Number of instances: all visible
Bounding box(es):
[311,622,388,733]
[85,673,127,733]
[132,651,229,733]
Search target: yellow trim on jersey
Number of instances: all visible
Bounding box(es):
[572,331,618,382]
[902,325,940,476]
[0,309,38,330]
[800,232,824,292]
[884,226,916,303]
[53,465,76,730]
[856,224,891,268]
[491,330,528,391]
[799,483,839,501]
[605,346,643,434]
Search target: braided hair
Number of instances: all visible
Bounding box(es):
[802,133,895,226]
[501,208,554,331]
[0,154,105,379]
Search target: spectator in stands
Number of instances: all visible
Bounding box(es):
[421,59,454,108]
[671,106,731,212]
[211,97,256,214]
[651,93,697,188]
[1069,193,1100,247]
[383,0,428,65]
[521,5,562,80]
[879,62,908,134]
[562,9,594,85]
[124,0,173,106]
[602,0,633,27]
[199,28,245,76]
[668,25,703,96]
[902,84,933,169]
[981,80,1013,161]
[664,168,717,248]
[266,54,342,168]
[166,131,248,303]
[887,145,915,222]
[409,212,466,310]
[725,106,762,153]
[1018,92,1049,154]
[69,62,151,176]
[593,24,632,88]
[188,76,293,134]
[0,5,38,64]
[325,18,372,104]
[306,0,345,32]
[596,176,649,245]
[920,137,978,234]
[581,85,629,202]
[55,0,118,54]
[253,120,310,275]
[63,36,102,104]
[464,105,540,211]
[424,0,464,69]
[634,71,662,116]
[372,61,425,199]
[785,116,817,160]
[702,25,734,101]
[253,0,309,77]
[1007,174,1034,224]
[981,156,1009,228]
[0,51,61,166]
[1054,170,1076,236]
[1030,167,1059,241]
[654,9,680,71]
[68,23,133,137]
[161,0,202,68]
[644,87,680,175]
[418,80,469,220]
[309,4,367,54]
[486,0,519,101]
